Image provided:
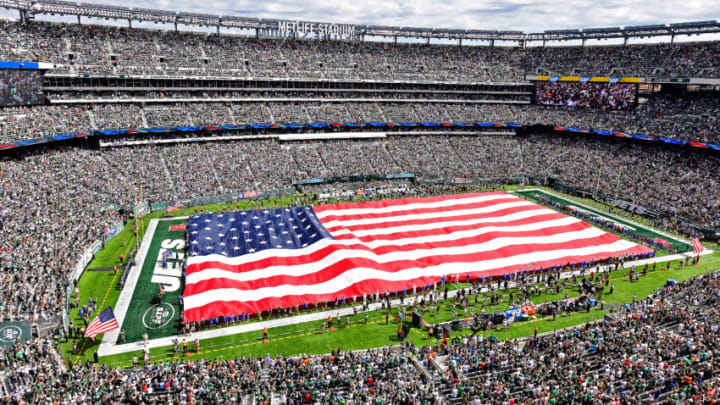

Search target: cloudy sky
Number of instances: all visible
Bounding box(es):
[53,0,718,31]
[4,0,718,43]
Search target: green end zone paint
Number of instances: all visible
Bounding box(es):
[119,218,186,343]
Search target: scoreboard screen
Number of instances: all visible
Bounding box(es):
[0,69,43,107]
[535,81,637,110]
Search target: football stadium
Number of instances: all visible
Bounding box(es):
[0,0,720,403]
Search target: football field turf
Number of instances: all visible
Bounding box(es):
[119,189,669,345]
[75,188,716,367]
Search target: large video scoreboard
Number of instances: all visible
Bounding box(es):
[0,61,45,107]
[533,76,639,110]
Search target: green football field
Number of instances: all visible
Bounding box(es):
[60,187,719,367]
[120,218,187,343]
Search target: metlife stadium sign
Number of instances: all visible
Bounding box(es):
[278,20,355,37]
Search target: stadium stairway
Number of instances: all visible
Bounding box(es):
[140,108,149,128]
[433,354,449,373]
[0,373,9,399]
[87,110,97,131]
[242,393,257,405]
[209,163,224,194]
[157,151,176,190]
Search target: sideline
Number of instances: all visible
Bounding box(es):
[97,250,713,357]
[76,262,123,357]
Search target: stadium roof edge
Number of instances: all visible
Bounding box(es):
[2,0,720,42]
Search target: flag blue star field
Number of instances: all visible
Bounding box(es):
[187,206,333,258]
[183,192,654,322]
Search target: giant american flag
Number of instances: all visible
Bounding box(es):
[183,192,653,322]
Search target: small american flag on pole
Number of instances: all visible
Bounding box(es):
[691,238,704,255]
[84,307,119,340]
[166,201,183,212]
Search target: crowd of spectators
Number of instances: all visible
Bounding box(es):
[3,20,720,81]
[3,94,719,145]
[522,133,720,230]
[0,70,43,107]
[2,337,441,403]
[0,20,525,82]
[0,16,719,403]
[0,147,132,324]
[0,104,92,141]
[435,270,720,403]
[45,90,529,103]
[0,18,719,147]
[0,102,524,144]
[2,262,719,403]
[525,42,720,78]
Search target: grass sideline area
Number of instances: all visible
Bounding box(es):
[61,188,718,367]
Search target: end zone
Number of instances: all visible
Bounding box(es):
[99,217,187,356]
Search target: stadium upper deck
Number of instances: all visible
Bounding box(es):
[0,12,718,81]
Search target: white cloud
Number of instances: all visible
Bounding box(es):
[1,0,717,41]
[72,0,718,32]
